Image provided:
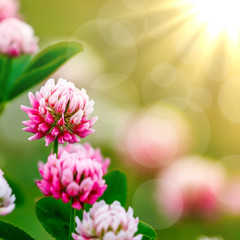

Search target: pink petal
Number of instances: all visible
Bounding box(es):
[57,114,65,126]
[28,92,39,109]
[38,123,50,132]
[45,134,55,146]
[28,132,46,141]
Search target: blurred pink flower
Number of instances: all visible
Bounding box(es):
[157,156,224,219]
[21,78,97,146]
[0,18,38,56]
[36,150,107,210]
[0,169,15,215]
[59,143,110,175]
[119,109,192,169]
[0,0,19,21]
[72,200,142,240]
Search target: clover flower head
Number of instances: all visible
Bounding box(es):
[158,156,224,218]
[72,200,142,240]
[0,169,15,215]
[21,78,97,146]
[59,143,110,175]
[0,18,38,56]
[0,0,19,21]
[36,150,106,210]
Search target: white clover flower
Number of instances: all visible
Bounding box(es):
[72,200,142,240]
[0,169,15,215]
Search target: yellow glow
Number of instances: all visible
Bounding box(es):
[185,0,240,38]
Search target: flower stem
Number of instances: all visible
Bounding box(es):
[69,200,76,240]
[53,138,58,158]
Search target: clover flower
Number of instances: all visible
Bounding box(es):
[36,149,106,210]
[157,156,224,218]
[59,143,110,175]
[72,200,142,240]
[0,18,38,56]
[21,78,97,146]
[0,0,19,21]
[0,169,15,215]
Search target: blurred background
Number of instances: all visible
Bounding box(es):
[1,0,240,239]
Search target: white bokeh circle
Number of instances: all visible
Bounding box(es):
[142,64,191,105]
[96,19,136,48]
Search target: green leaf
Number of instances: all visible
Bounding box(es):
[36,197,83,240]
[8,55,32,90]
[0,221,35,240]
[0,55,13,101]
[35,197,70,240]
[136,220,157,240]
[98,170,127,207]
[5,176,24,205]
[7,41,83,100]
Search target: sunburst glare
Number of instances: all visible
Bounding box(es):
[183,0,240,38]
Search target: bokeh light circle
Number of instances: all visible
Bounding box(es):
[142,65,191,105]
[132,179,182,230]
[159,156,225,219]
[174,23,202,64]
[127,116,179,168]
[52,41,105,88]
[210,155,240,215]
[150,62,177,88]
[117,104,193,170]
[205,56,231,82]
[149,99,211,155]
[122,0,148,11]
[144,13,170,39]
[88,80,139,125]
[96,19,136,48]
[219,74,240,125]
[69,20,137,89]
[187,87,212,111]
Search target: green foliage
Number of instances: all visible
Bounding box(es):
[98,170,127,207]
[36,197,83,240]
[5,176,24,205]
[0,55,13,101]
[0,221,35,240]
[35,197,71,240]
[0,42,83,104]
[136,221,157,240]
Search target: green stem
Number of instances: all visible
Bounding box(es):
[69,200,76,240]
[53,138,58,158]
